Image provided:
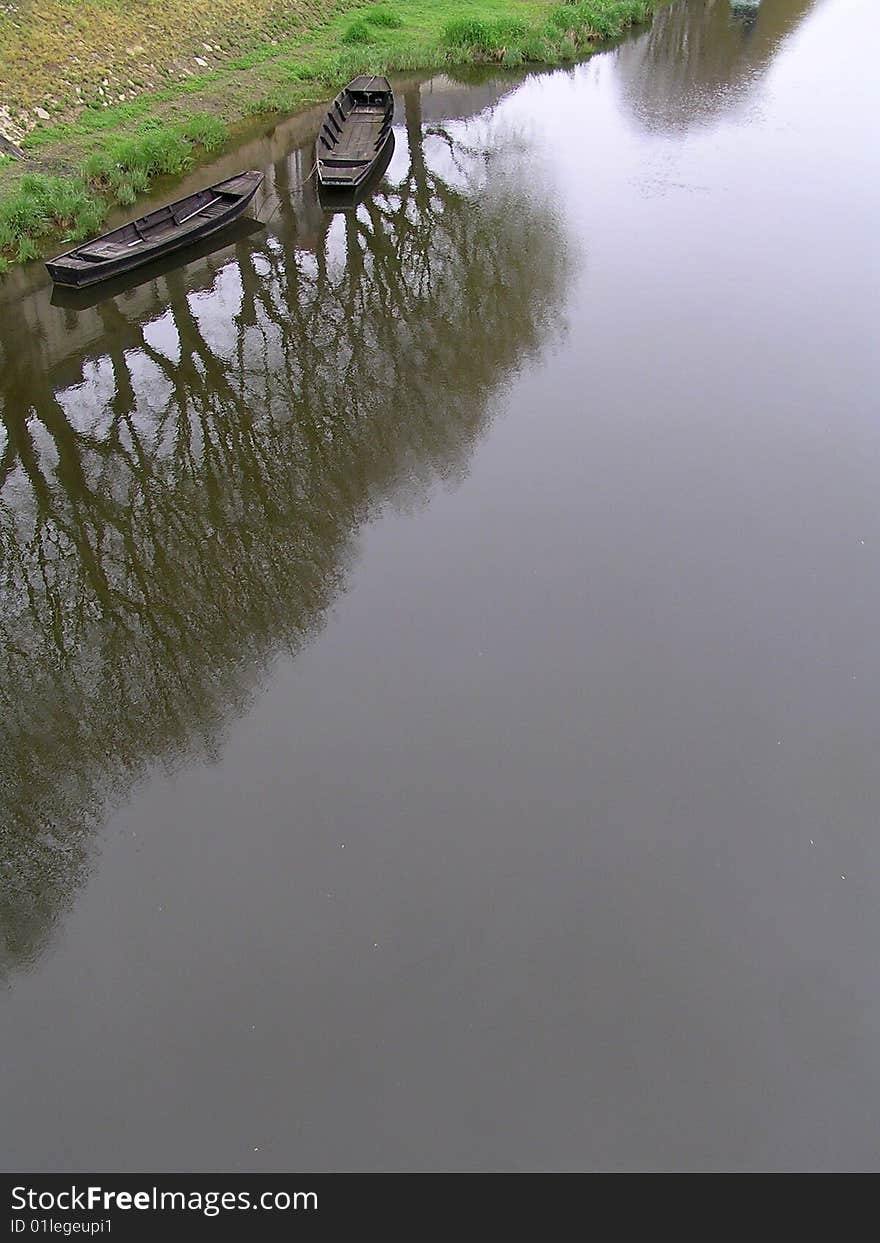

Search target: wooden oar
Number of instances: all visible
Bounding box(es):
[176,194,223,225]
[125,194,223,246]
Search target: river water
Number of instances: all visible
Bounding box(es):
[2,0,878,1171]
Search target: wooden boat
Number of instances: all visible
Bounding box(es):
[50,217,265,311]
[317,133,395,212]
[46,170,264,288]
[315,76,394,191]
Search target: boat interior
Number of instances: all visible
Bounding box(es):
[318,79,392,173]
[73,174,257,263]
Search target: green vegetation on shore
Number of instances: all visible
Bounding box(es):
[0,0,660,271]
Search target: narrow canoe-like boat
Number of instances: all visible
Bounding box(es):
[315,76,394,191]
[50,217,265,311]
[46,170,264,288]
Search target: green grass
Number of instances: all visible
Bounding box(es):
[548,1,653,38]
[443,16,528,50]
[0,0,327,116]
[363,6,404,27]
[342,19,375,44]
[79,114,229,210]
[0,172,100,259]
[0,114,230,259]
[0,0,663,269]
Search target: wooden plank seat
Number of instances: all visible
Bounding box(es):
[192,201,231,221]
[77,241,136,261]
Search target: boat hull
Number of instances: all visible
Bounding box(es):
[50,217,265,310]
[316,76,394,192]
[46,170,263,288]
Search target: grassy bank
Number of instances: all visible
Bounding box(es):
[0,0,660,271]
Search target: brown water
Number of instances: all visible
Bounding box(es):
[2,0,879,1171]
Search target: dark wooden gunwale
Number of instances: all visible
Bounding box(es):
[46,170,264,288]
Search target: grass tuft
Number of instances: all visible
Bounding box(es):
[520,31,551,61]
[83,116,229,199]
[342,20,373,45]
[363,7,404,28]
[548,1,652,40]
[16,236,42,263]
[0,172,95,260]
[180,113,228,152]
[444,16,528,52]
[71,200,108,241]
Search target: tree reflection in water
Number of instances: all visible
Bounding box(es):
[614,0,817,132]
[0,87,569,975]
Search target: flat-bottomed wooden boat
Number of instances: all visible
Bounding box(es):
[316,76,394,191]
[50,217,265,311]
[46,170,264,288]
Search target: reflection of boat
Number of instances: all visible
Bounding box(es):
[316,76,394,190]
[46,170,264,288]
[317,133,395,212]
[49,216,265,311]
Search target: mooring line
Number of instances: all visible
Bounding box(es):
[259,159,318,227]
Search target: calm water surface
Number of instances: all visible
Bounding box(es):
[2,0,879,1170]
